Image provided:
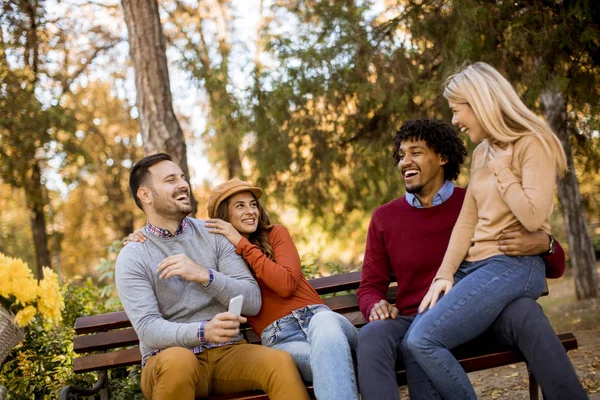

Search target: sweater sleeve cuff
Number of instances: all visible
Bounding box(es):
[201,269,215,288]
[491,164,519,194]
[198,321,208,343]
[235,237,252,255]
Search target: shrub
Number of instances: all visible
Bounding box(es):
[0,242,142,399]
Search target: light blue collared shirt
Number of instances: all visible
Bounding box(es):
[405,180,455,208]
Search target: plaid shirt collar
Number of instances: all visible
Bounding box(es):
[146,218,189,238]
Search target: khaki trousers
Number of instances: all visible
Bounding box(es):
[141,341,309,400]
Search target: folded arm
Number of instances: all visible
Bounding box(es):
[488,137,556,232]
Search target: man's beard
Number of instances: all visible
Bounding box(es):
[405,183,424,194]
[151,189,193,218]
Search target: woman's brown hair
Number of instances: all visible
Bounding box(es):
[215,193,275,260]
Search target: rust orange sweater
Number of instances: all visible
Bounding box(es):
[236,224,323,336]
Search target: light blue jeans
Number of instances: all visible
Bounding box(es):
[403,255,546,400]
[261,304,359,400]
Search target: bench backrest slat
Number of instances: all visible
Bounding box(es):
[75,311,130,335]
[310,271,362,295]
[74,328,138,353]
[73,347,141,373]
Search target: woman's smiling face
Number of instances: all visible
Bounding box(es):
[226,191,259,238]
[449,101,486,143]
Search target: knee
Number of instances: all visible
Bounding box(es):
[402,328,429,356]
[357,321,395,355]
[153,347,199,378]
[308,311,344,338]
[265,348,298,373]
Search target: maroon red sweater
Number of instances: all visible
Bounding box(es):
[357,188,565,319]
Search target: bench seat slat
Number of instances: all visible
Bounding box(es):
[72,333,577,381]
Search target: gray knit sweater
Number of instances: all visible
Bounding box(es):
[115,218,261,360]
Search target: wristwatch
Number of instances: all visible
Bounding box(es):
[541,234,556,256]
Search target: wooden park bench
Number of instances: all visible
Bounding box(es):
[60,271,578,400]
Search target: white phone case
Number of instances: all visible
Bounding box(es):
[228,295,244,316]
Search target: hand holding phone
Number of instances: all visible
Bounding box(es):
[228,295,244,316]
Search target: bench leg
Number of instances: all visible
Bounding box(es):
[60,371,110,400]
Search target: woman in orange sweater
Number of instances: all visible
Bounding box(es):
[401,62,584,400]
[204,179,359,400]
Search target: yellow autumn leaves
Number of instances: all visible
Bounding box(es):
[0,253,64,327]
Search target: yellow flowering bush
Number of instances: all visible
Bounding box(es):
[0,253,64,327]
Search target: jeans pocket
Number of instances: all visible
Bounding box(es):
[261,325,279,347]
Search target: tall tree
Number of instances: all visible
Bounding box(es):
[542,90,599,299]
[1,0,123,277]
[0,2,73,277]
[165,0,245,180]
[121,0,197,213]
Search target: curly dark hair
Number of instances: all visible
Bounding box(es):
[215,194,275,260]
[392,119,467,181]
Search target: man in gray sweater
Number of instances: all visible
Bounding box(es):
[116,153,308,400]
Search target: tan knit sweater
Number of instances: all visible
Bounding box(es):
[435,135,557,283]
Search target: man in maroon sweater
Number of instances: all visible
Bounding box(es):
[356,119,586,400]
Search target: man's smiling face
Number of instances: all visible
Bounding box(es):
[146,160,192,218]
[398,139,446,196]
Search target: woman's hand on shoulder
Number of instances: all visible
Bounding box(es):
[487,142,514,170]
[487,143,514,169]
[206,219,243,247]
[122,230,147,246]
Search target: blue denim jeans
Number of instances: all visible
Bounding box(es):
[403,255,546,400]
[358,298,587,400]
[261,304,359,400]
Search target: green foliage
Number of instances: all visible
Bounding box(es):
[251,0,409,228]
[301,259,360,279]
[0,185,36,268]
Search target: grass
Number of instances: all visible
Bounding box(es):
[538,264,600,333]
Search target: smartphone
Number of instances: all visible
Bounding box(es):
[228,295,244,316]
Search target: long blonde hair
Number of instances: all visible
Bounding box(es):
[443,62,567,175]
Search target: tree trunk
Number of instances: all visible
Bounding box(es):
[26,162,51,279]
[225,136,242,179]
[120,0,197,214]
[542,89,599,300]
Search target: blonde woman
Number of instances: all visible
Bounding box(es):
[402,62,585,400]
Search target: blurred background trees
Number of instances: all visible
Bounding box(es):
[0,0,598,297]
